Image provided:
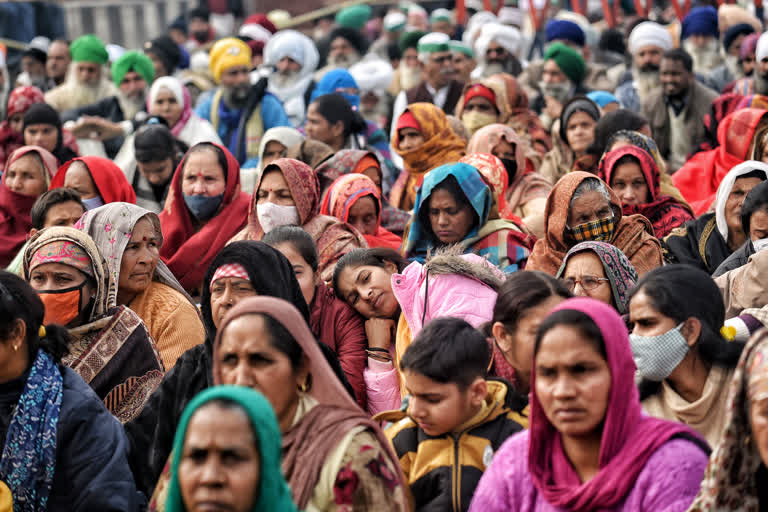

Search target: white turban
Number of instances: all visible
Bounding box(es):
[757,32,768,63]
[628,21,673,55]
[474,22,522,57]
[463,11,498,46]
[350,57,394,93]
[264,29,319,73]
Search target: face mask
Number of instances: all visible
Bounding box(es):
[500,158,518,181]
[184,193,223,221]
[753,238,768,252]
[257,202,301,233]
[629,323,689,381]
[38,282,87,326]
[568,215,615,242]
[462,111,497,136]
[82,196,104,211]
[538,80,572,103]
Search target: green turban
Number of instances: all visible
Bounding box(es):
[111,51,155,85]
[544,42,586,84]
[336,4,372,30]
[70,34,109,64]
[399,30,427,52]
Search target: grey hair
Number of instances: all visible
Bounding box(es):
[569,177,611,210]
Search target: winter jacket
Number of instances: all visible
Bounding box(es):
[377,380,526,512]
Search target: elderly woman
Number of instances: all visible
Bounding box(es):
[76,203,206,368]
[469,298,710,511]
[539,97,600,185]
[212,296,408,510]
[404,162,534,272]
[0,145,57,267]
[158,142,251,294]
[22,227,164,422]
[0,271,144,510]
[164,386,297,512]
[556,241,638,314]
[232,157,366,281]
[50,156,136,209]
[527,171,663,276]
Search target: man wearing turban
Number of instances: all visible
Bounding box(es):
[471,23,523,79]
[531,42,589,130]
[681,6,724,75]
[615,21,674,113]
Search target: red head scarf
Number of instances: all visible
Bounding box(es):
[0,86,46,166]
[50,156,136,204]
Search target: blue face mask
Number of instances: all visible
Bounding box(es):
[82,196,105,210]
[629,323,689,381]
[183,193,223,221]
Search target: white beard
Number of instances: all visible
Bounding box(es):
[632,68,660,102]
[327,52,361,69]
[118,91,146,120]
[270,69,301,89]
[725,55,743,79]
[399,62,422,90]
[683,39,724,74]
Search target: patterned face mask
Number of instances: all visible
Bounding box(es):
[568,215,615,242]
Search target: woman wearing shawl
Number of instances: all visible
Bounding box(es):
[663,161,768,273]
[527,171,663,276]
[147,76,221,147]
[0,145,57,267]
[455,81,505,137]
[556,241,638,314]
[674,108,768,215]
[164,386,297,512]
[22,103,78,165]
[687,330,768,511]
[0,86,44,166]
[231,157,366,282]
[405,162,534,272]
[246,126,305,193]
[314,149,410,235]
[539,97,600,186]
[212,296,408,511]
[159,142,251,294]
[285,138,335,169]
[320,173,402,250]
[466,124,552,237]
[76,203,205,368]
[22,227,164,422]
[600,146,694,238]
[50,155,136,209]
[469,298,710,511]
[390,103,466,211]
[0,271,144,511]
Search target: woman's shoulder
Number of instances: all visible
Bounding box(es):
[145,281,195,309]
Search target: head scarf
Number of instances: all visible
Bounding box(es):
[50,156,136,204]
[586,91,619,109]
[212,296,406,509]
[263,29,319,71]
[559,97,600,147]
[673,108,768,216]
[285,139,334,169]
[314,149,380,192]
[69,34,108,64]
[21,103,77,166]
[256,127,304,173]
[319,173,402,250]
[603,129,668,173]
[310,69,360,109]
[147,76,192,138]
[687,330,768,511]
[5,86,44,122]
[556,242,638,314]
[159,143,251,292]
[111,50,154,85]
[391,103,466,211]
[600,146,694,238]
[740,32,759,60]
[459,153,510,212]
[28,239,93,278]
[165,386,297,512]
[529,298,707,509]
[713,161,768,241]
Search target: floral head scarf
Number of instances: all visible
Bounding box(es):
[6,86,44,122]
[320,173,381,226]
[459,152,509,212]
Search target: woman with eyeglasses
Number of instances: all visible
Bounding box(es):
[556,241,638,315]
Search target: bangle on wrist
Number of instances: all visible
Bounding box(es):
[366,347,390,353]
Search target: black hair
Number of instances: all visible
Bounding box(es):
[598,28,626,55]
[535,308,607,360]
[188,7,210,21]
[387,41,402,62]
[0,271,69,365]
[741,179,768,235]
[588,109,649,157]
[311,93,368,138]
[401,317,490,389]
[629,265,745,399]
[30,187,85,230]
[417,175,478,244]
[486,271,572,336]
[332,248,409,296]
[663,48,694,73]
[737,170,768,182]
[262,226,319,273]
[23,47,47,65]
[183,142,228,183]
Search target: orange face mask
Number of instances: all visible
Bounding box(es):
[38,283,85,326]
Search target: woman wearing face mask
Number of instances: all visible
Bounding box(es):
[527,172,663,276]
[557,241,638,314]
[456,83,502,136]
[76,203,205,369]
[165,386,298,512]
[231,157,366,282]
[466,124,552,238]
[405,162,534,272]
[50,156,136,210]
[599,146,694,238]
[0,145,57,267]
[687,330,768,510]
[158,142,250,294]
[469,298,710,511]
[629,265,746,446]
[539,97,600,186]
[22,227,163,422]
[22,103,78,165]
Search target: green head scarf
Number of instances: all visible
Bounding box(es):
[165,386,298,512]
[70,34,109,64]
[111,50,155,85]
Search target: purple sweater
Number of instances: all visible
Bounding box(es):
[469,430,708,512]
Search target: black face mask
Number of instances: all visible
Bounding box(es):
[193,30,210,43]
[500,157,518,182]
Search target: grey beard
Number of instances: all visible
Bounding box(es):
[683,39,724,73]
[725,55,743,79]
[270,69,300,89]
[633,68,660,100]
[478,61,506,78]
[223,83,250,109]
[119,91,146,120]
[399,63,422,90]
[327,52,361,69]
[539,80,572,103]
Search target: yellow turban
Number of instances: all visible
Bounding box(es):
[209,38,252,83]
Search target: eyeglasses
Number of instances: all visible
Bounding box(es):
[562,275,609,292]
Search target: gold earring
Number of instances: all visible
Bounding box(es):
[12,344,19,352]
[298,381,308,393]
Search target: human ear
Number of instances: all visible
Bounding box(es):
[468,377,487,407]
[491,322,513,354]
[682,318,702,347]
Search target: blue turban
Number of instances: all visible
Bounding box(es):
[723,23,755,52]
[545,20,585,47]
[311,69,360,109]
[587,91,619,108]
[682,6,719,39]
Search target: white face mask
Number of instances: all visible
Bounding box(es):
[257,202,301,234]
[753,237,768,253]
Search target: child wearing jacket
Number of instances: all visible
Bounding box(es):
[376,317,527,512]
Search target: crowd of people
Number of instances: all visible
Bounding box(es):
[3,0,768,510]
